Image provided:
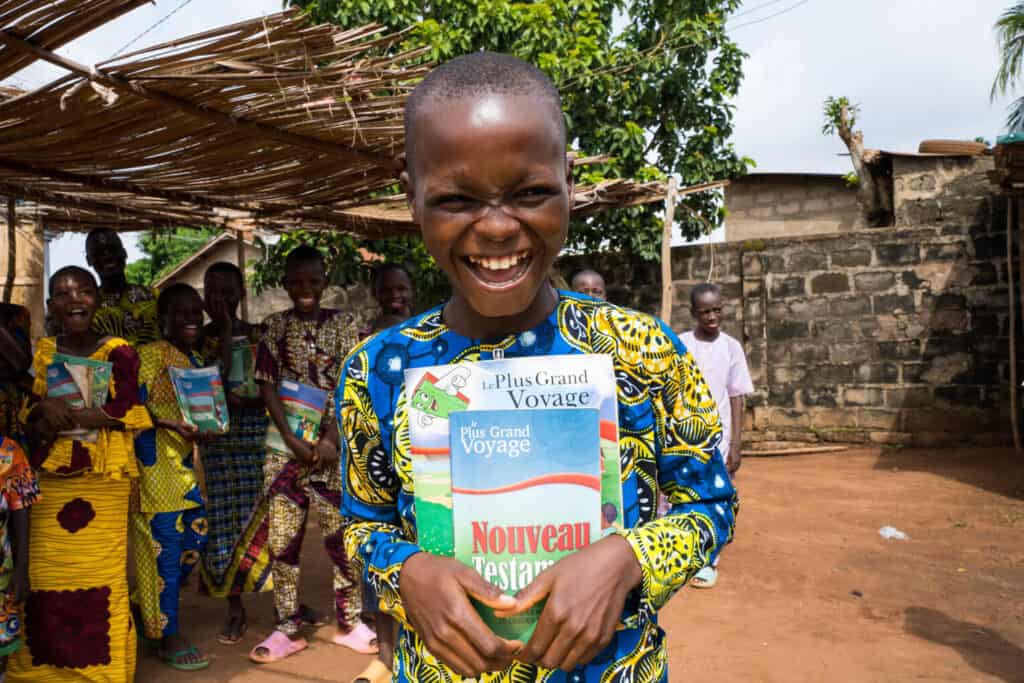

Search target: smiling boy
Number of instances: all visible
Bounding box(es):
[335,53,737,682]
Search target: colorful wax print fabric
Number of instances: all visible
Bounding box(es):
[336,291,738,682]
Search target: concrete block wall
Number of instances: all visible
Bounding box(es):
[724,174,862,242]
[561,155,1014,447]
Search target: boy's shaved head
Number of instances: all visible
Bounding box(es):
[404,51,566,167]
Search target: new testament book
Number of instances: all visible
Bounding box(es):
[264,380,328,454]
[450,408,602,641]
[52,353,112,408]
[168,366,230,434]
[405,354,621,557]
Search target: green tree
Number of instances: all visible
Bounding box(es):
[125,227,221,287]
[993,2,1024,131]
[289,0,751,258]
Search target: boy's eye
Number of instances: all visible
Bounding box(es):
[431,194,477,211]
[514,186,556,205]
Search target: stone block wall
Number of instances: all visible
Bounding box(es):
[724,173,862,242]
[561,155,1014,447]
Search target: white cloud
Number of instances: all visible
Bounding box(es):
[730,0,1014,173]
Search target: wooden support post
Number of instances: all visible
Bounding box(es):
[1009,199,1021,452]
[236,229,249,323]
[660,177,678,325]
[4,197,15,304]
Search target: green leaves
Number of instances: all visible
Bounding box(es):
[290,0,751,255]
[125,227,220,287]
[822,96,859,137]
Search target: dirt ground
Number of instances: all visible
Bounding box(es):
[139,447,1024,682]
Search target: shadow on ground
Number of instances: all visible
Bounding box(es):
[873,448,1024,500]
[904,607,1024,683]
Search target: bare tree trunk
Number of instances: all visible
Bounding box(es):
[836,104,892,226]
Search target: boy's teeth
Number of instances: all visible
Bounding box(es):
[469,252,527,271]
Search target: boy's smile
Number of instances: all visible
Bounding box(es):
[403,93,571,332]
[284,261,327,318]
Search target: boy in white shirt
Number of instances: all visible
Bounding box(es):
[682,282,753,588]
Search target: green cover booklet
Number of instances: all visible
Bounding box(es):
[450,408,601,641]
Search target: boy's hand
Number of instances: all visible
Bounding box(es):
[285,433,316,465]
[12,565,29,604]
[501,535,641,672]
[727,443,742,474]
[399,552,522,678]
[314,437,339,468]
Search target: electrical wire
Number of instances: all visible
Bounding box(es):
[729,0,811,30]
[110,0,198,59]
[730,0,793,21]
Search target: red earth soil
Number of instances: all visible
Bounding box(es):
[138,447,1024,682]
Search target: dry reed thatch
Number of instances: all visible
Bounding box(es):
[0,2,669,237]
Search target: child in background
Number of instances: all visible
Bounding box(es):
[12,266,150,683]
[199,262,273,645]
[0,436,39,677]
[682,282,753,589]
[0,305,31,447]
[249,245,373,664]
[570,269,607,301]
[133,283,210,671]
[333,52,737,682]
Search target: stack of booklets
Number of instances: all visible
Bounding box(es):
[169,367,230,434]
[406,354,620,640]
[46,353,113,442]
[264,380,328,454]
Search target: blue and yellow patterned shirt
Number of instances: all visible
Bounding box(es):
[336,292,738,682]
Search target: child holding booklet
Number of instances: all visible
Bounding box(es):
[250,245,374,663]
[333,53,737,682]
[133,283,210,672]
[13,266,150,683]
[199,262,273,645]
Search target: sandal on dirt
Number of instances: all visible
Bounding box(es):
[217,612,248,645]
[249,630,309,664]
[691,566,718,589]
[332,622,379,655]
[299,604,331,627]
[160,645,210,672]
[353,659,392,683]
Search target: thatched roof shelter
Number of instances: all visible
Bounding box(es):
[0,1,670,238]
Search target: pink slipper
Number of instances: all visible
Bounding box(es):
[249,630,308,663]
[331,622,379,655]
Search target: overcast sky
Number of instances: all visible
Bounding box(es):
[10,0,1016,266]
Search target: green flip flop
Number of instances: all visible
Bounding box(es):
[161,645,210,672]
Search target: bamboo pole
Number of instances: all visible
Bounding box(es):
[236,228,248,323]
[1008,199,1021,452]
[660,177,678,324]
[3,197,15,304]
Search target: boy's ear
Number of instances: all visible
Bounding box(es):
[400,169,419,225]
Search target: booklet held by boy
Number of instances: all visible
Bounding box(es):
[169,367,230,434]
[264,380,328,454]
[405,354,622,558]
[450,408,601,641]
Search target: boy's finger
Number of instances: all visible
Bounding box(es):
[516,608,558,665]
[501,570,554,616]
[459,570,517,611]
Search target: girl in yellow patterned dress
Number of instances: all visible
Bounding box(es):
[132,283,210,672]
[11,266,151,683]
